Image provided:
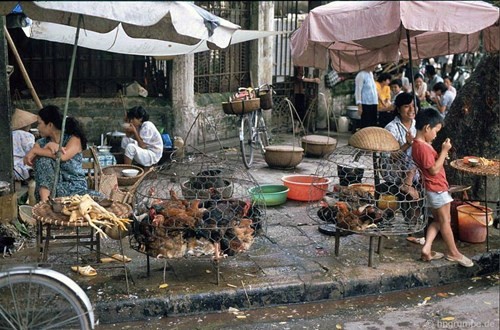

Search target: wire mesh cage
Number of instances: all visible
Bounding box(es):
[130,154,266,262]
[307,143,427,237]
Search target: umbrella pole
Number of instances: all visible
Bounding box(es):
[4,27,43,110]
[405,30,418,109]
[50,15,83,200]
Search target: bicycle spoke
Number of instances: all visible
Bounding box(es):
[0,272,91,330]
[256,113,270,154]
[240,115,254,168]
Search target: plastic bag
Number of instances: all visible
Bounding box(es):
[161,133,173,149]
[325,67,342,88]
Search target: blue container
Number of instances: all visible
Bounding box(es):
[97,146,116,168]
[162,133,173,149]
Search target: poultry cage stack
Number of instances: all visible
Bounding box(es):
[306,127,427,266]
[130,155,266,284]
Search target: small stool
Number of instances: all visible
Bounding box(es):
[449,185,471,200]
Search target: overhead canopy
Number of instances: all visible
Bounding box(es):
[22,21,282,57]
[290,1,499,72]
[0,1,241,49]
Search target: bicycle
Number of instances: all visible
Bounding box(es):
[0,265,95,329]
[239,84,273,168]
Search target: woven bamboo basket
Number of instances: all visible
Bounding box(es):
[222,98,261,115]
[348,127,400,152]
[32,198,131,227]
[18,205,35,225]
[258,84,273,110]
[264,145,304,169]
[102,164,145,186]
[301,135,337,157]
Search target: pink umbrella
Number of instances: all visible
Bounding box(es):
[291,1,499,73]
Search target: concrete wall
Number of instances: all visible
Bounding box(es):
[12,2,296,153]
[19,97,172,146]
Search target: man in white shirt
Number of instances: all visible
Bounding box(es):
[355,64,378,129]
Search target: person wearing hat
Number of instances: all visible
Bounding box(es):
[12,108,37,182]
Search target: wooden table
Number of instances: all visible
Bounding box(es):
[450,158,500,251]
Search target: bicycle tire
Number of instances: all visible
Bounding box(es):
[256,113,270,154]
[240,115,254,168]
[0,272,92,330]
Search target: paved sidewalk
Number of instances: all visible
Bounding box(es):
[1,131,499,325]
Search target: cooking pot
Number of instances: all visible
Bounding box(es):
[106,131,126,153]
[346,105,360,120]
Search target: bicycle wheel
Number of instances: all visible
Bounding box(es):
[240,114,254,168]
[256,112,270,154]
[0,272,92,330]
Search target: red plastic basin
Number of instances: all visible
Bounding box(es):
[281,175,331,201]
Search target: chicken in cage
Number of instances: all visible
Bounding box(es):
[130,155,266,265]
[307,127,427,238]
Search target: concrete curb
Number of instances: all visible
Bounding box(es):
[94,250,499,323]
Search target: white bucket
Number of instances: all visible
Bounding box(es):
[337,116,350,133]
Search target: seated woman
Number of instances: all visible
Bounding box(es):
[382,92,419,199]
[12,109,37,182]
[414,73,428,105]
[23,105,94,202]
[121,106,163,169]
[381,93,425,245]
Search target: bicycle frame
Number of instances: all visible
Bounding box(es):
[237,84,272,169]
[239,109,269,169]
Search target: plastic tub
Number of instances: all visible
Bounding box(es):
[249,185,289,206]
[281,175,331,202]
[457,204,493,243]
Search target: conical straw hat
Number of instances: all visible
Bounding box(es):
[12,108,37,130]
[348,127,400,152]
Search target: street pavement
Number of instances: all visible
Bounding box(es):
[1,131,499,325]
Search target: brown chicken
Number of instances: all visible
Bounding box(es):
[231,218,255,252]
[153,231,186,259]
[186,237,215,257]
[158,192,207,228]
[334,202,379,231]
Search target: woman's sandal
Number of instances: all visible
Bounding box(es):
[421,251,444,262]
[445,254,474,267]
[407,236,426,245]
[100,254,132,263]
[71,265,97,277]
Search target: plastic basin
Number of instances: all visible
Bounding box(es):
[281,175,331,201]
[249,185,289,206]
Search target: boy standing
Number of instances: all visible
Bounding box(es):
[412,108,473,267]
